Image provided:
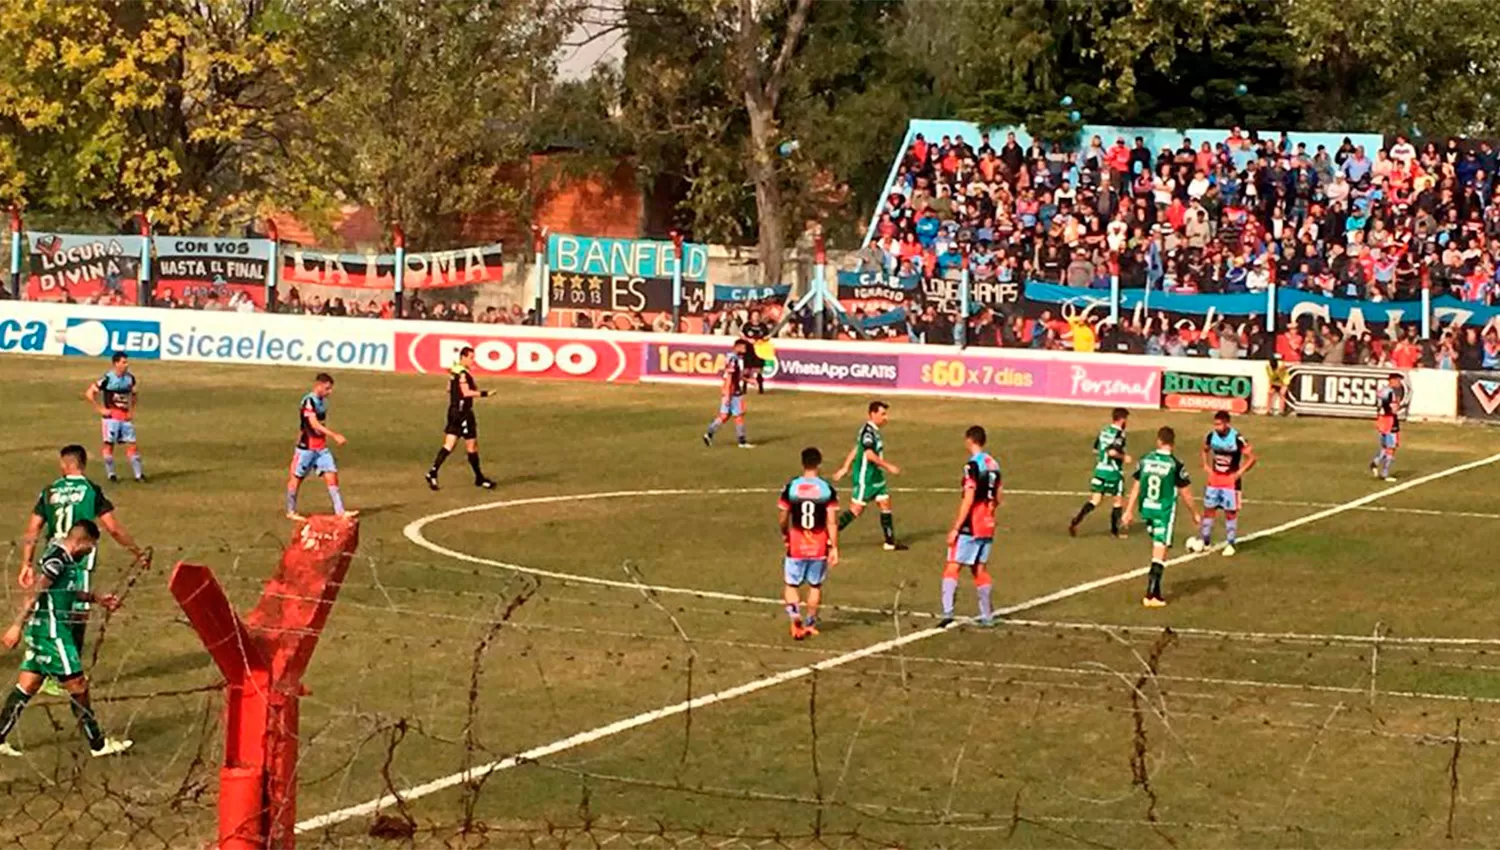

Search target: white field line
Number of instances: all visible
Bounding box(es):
[296,451,1500,835]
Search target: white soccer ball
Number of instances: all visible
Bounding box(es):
[1185,537,1204,553]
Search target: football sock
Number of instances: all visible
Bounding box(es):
[328,486,345,514]
[940,576,958,616]
[735,422,747,443]
[705,419,722,437]
[1371,449,1385,467]
[103,456,116,478]
[71,620,87,653]
[1199,516,1214,543]
[68,690,105,751]
[467,451,484,480]
[836,510,855,530]
[430,447,451,473]
[1109,507,1123,535]
[976,574,994,620]
[285,488,298,515]
[128,452,143,479]
[879,512,896,545]
[0,686,30,743]
[1381,454,1394,477]
[1226,518,1239,545]
[1147,561,1165,599]
[1071,502,1095,525]
[784,603,799,621]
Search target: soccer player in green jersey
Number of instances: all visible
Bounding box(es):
[1069,407,1131,538]
[17,446,142,695]
[832,401,906,550]
[1,519,133,758]
[1121,427,1201,608]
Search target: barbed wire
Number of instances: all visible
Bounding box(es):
[7,541,1500,849]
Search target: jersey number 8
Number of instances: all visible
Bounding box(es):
[799,501,818,530]
[1145,477,1163,503]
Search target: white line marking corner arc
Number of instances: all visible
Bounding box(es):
[304,451,1500,836]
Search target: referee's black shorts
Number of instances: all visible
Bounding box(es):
[444,408,477,439]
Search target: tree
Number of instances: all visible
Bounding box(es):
[0,0,317,232]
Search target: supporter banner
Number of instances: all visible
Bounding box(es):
[1161,371,1252,414]
[153,236,271,309]
[547,233,708,282]
[27,232,144,304]
[643,340,899,390]
[1026,282,1500,336]
[281,243,504,292]
[396,327,639,382]
[548,272,706,316]
[837,271,923,307]
[1286,365,1409,418]
[1458,371,1500,422]
[713,283,790,303]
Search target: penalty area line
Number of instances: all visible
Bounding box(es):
[298,450,1500,835]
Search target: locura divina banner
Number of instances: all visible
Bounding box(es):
[153,236,273,310]
[1459,371,1500,422]
[27,232,145,304]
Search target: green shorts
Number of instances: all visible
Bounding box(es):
[851,467,889,505]
[20,630,83,680]
[1141,507,1177,547]
[1089,475,1124,496]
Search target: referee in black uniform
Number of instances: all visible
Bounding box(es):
[425,346,496,490]
[741,308,772,394]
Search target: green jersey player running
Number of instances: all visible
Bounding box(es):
[17,445,142,695]
[1,519,133,758]
[1069,407,1132,538]
[1121,427,1201,608]
[832,401,906,551]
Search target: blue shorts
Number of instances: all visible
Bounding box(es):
[783,557,827,587]
[947,534,993,566]
[719,396,745,417]
[101,419,136,444]
[1379,431,1400,450]
[1203,486,1241,512]
[290,448,338,479]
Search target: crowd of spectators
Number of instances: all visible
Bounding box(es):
[873,128,1500,304]
[864,126,1500,361]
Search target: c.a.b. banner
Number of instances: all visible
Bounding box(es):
[153,236,272,309]
[713,283,790,304]
[27,232,145,304]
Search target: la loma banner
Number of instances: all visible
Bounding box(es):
[27,233,145,303]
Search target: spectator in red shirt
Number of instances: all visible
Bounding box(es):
[1275,327,1303,362]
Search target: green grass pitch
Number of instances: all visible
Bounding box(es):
[3,355,1500,848]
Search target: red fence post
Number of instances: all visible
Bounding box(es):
[170,515,360,849]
